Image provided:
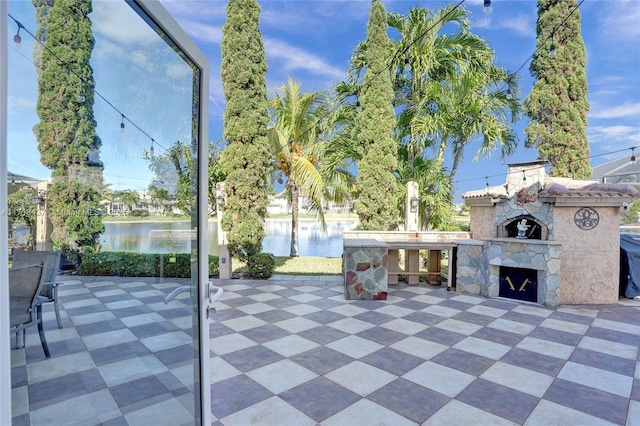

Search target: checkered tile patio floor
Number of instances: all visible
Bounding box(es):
[11,274,640,425]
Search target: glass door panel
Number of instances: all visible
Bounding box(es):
[7,1,208,424]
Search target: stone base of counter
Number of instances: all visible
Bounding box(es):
[343,239,388,300]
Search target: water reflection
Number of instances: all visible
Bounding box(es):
[99,219,358,257]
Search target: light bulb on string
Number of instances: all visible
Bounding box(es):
[631,148,636,164]
[404,58,411,72]
[13,22,23,48]
[549,43,556,59]
[150,139,155,157]
[522,170,527,183]
[356,100,362,113]
[483,0,492,15]
[506,87,513,100]
[120,114,125,130]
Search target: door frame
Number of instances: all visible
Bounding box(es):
[0,2,211,423]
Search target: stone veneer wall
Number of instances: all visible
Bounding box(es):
[343,239,388,300]
[457,239,562,307]
[553,205,620,304]
[494,199,554,239]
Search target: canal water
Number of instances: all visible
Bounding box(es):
[98,219,358,258]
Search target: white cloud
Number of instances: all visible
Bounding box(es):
[264,38,346,82]
[92,1,159,46]
[601,0,640,38]
[175,19,223,45]
[588,125,640,152]
[474,12,535,37]
[589,101,640,120]
[7,95,36,113]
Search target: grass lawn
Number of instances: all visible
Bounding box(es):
[233,256,343,276]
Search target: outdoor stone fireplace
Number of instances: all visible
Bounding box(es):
[456,161,637,306]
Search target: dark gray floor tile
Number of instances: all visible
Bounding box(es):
[280,377,360,423]
[290,346,355,375]
[352,311,395,325]
[209,323,236,339]
[310,289,342,298]
[11,364,27,388]
[25,337,87,363]
[239,324,291,344]
[303,310,347,325]
[585,326,640,346]
[414,327,466,346]
[233,288,264,297]
[543,378,629,424]
[632,378,640,402]
[529,325,583,346]
[368,378,450,423]
[109,375,171,413]
[89,341,151,366]
[437,299,476,311]
[210,375,273,419]
[431,348,495,376]
[100,415,129,426]
[549,310,595,325]
[501,347,566,376]
[10,413,30,426]
[129,321,180,339]
[403,311,446,326]
[361,347,424,376]
[212,308,247,322]
[480,299,519,310]
[472,326,523,347]
[356,327,407,346]
[452,311,498,326]
[76,319,127,336]
[66,304,110,316]
[456,378,538,424]
[29,369,107,410]
[394,299,430,311]
[501,311,546,326]
[110,305,154,318]
[274,289,305,298]
[253,309,297,323]
[598,309,640,326]
[297,326,349,345]
[265,297,300,308]
[222,296,257,308]
[220,345,284,372]
[154,344,195,368]
[306,297,343,309]
[569,347,636,376]
[98,294,135,304]
[155,307,190,319]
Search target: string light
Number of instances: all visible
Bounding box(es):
[631,148,636,164]
[7,13,169,157]
[356,100,362,113]
[13,21,23,47]
[404,58,412,72]
[150,139,155,157]
[483,0,492,15]
[548,32,557,59]
[522,170,527,183]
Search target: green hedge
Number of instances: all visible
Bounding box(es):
[78,252,219,278]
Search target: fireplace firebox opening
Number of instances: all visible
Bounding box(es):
[499,266,538,303]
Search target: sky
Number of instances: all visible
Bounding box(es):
[6,0,640,204]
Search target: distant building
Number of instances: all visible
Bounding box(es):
[591,155,640,189]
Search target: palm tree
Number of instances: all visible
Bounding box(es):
[268,78,354,257]
[119,189,140,213]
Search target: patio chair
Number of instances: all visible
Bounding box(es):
[9,263,51,358]
[12,250,63,328]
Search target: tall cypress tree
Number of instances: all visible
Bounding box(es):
[220,0,273,261]
[355,0,399,231]
[34,0,104,254]
[524,0,590,179]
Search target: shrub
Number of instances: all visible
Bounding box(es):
[78,251,219,278]
[247,252,275,279]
